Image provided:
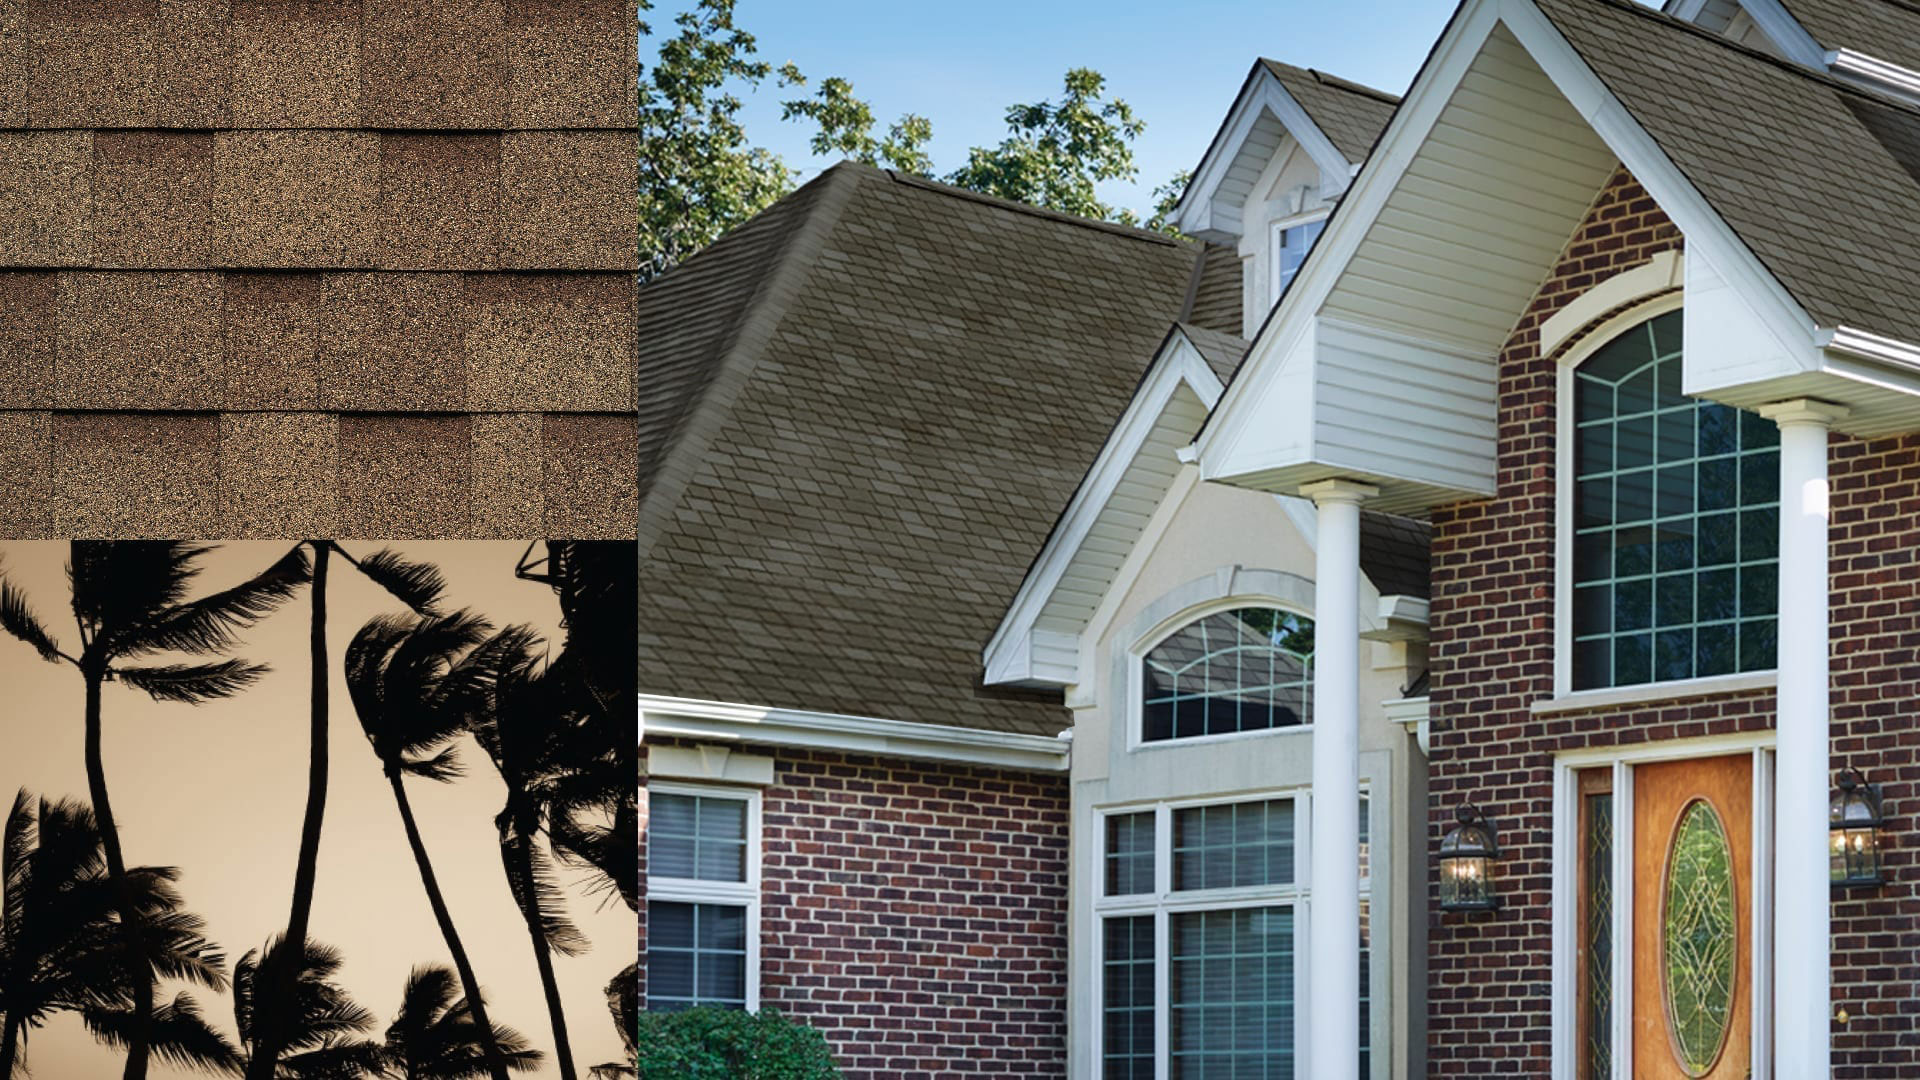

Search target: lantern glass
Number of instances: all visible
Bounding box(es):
[1438,809,1499,911]
[1829,771,1885,888]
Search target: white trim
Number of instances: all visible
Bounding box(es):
[1269,210,1331,309]
[1821,323,1920,376]
[1731,0,1829,67]
[985,329,1224,688]
[1826,48,1920,105]
[1532,671,1778,716]
[1549,732,1776,1076]
[1538,250,1684,360]
[1175,67,1354,239]
[1382,695,1429,755]
[644,781,764,1013]
[640,694,1071,772]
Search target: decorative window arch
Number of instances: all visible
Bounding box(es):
[1141,606,1314,741]
[1567,308,1779,691]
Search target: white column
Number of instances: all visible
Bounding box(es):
[1301,478,1376,1080]
[1757,398,1846,1078]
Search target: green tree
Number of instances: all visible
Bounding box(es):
[945,68,1146,224]
[0,543,306,1080]
[777,67,933,175]
[639,0,793,280]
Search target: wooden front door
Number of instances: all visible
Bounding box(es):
[1632,754,1753,1079]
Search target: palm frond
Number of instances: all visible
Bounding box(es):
[351,548,448,616]
[116,659,269,703]
[502,836,590,957]
[0,577,61,663]
[401,746,464,783]
[84,991,243,1076]
[122,545,310,658]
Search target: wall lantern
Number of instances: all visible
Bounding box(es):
[1438,803,1500,911]
[1830,768,1886,889]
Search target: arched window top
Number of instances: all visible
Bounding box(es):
[1141,607,1313,742]
[1570,309,1779,690]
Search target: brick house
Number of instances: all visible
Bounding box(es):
[642,0,1920,1076]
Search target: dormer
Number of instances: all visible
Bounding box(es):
[1172,61,1400,338]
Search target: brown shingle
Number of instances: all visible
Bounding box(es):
[56,273,222,409]
[230,0,360,127]
[0,133,90,267]
[466,275,634,410]
[506,0,639,127]
[0,411,50,538]
[360,0,508,129]
[378,134,502,271]
[214,131,379,268]
[151,0,231,128]
[223,273,321,409]
[219,412,338,537]
[543,413,636,538]
[471,412,544,537]
[317,273,468,410]
[0,272,55,408]
[52,412,219,538]
[0,1,25,128]
[337,414,472,538]
[26,1,155,127]
[91,133,213,268]
[501,131,637,270]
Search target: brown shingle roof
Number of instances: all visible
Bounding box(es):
[1539,0,1920,345]
[638,163,1218,736]
[1259,60,1401,163]
[1779,0,1920,75]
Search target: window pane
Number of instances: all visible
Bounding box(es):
[1568,310,1777,688]
[1143,609,1313,743]
[645,901,748,1012]
[646,793,749,884]
[1174,800,1293,891]
[1104,916,1155,1080]
[1107,812,1156,897]
[1171,907,1295,1079]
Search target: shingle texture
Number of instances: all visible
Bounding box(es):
[1358,511,1431,599]
[1183,243,1244,338]
[639,164,1224,735]
[1539,0,1920,344]
[1260,59,1400,162]
[1178,322,1249,383]
[1779,0,1920,75]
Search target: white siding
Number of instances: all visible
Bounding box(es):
[1312,319,1497,496]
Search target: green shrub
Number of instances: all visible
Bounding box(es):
[636,1007,840,1079]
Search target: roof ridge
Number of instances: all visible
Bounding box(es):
[883,168,1186,246]
[636,165,865,562]
[1566,0,1920,118]
[1309,68,1403,104]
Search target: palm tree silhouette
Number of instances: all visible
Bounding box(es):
[465,629,594,1080]
[247,544,446,1080]
[229,936,385,1078]
[586,970,636,1080]
[0,789,230,1079]
[0,543,306,1080]
[375,966,541,1080]
[345,612,516,1080]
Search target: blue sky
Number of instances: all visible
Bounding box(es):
[659,0,1466,215]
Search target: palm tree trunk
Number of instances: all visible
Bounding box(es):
[385,769,513,1080]
[246,541,330,1080]
[504,825,578,1080]
[0,1009,23,1079]
[86,671,151,1080]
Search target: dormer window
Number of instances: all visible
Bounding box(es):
[1142,607,1314,742]
[1271,215,1327,304]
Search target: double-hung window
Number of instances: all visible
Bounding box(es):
[644,783,759,1012]
[1096,793,1371,1078]
[1270,215,1327,306]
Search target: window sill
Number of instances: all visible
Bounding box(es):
[1531,670,1777,715]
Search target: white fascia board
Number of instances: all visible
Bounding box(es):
[1175,68,1353,238]
[1193,0,1502,472]
[1499,0,1821,362]
[1822,325,1920,373]
[640,695,1072,773]
[1826,49,1920,106]
[1734,0,1831,69]
[983,331,1224,688]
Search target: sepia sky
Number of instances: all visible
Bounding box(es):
[0,540,631,1079]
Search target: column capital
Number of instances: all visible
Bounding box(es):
[1300,478,1379,506]
[1756,398,1850,429]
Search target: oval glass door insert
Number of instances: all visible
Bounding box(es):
[1663,798,1736,1076]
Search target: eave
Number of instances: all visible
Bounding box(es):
[641,695,1072,773]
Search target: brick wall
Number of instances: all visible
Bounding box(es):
[641,740,1072,1077]
[1426,165,1920,1076]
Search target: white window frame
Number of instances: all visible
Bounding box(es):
[1268,211,1329,308]
[1126,598,1317,754]
[644,780,763,1012]
[1548,733,1774,1079]
[1090,788,1375,1079]
[1549,292,1778,705]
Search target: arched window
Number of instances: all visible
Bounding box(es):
[1570,309,1778,690]
[1142,607,1313,741]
